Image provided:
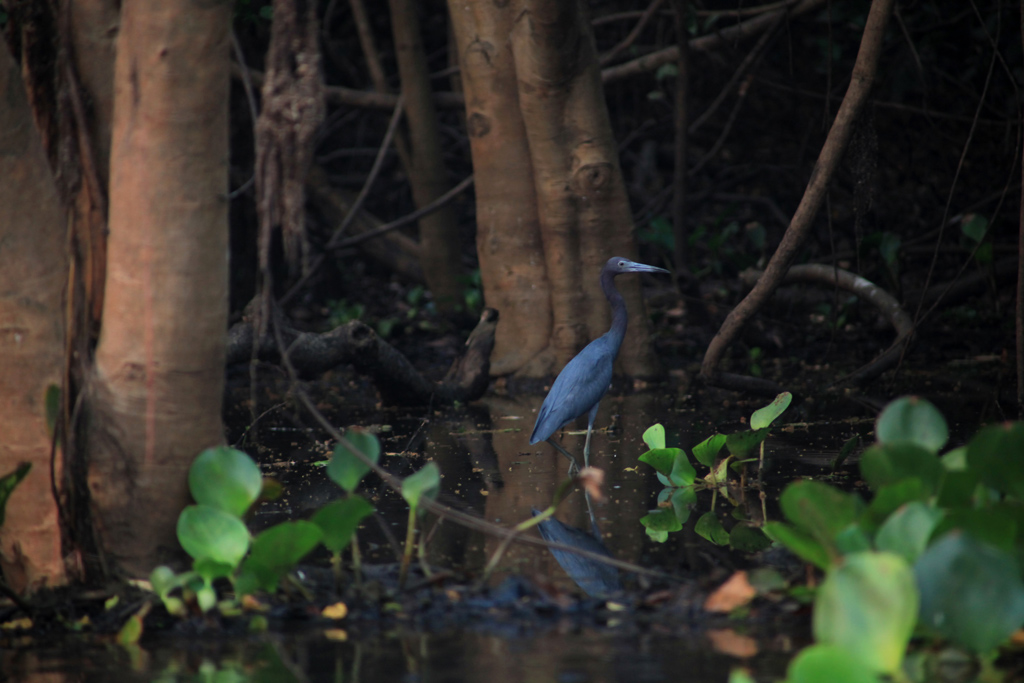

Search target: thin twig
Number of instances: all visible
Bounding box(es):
[599,0,665,67]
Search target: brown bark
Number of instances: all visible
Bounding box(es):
[388,0,464,313]
[448,0,551,376]
[510,0,659,377]
[0,41,70,592]
[700,0,895,386]
[87,0,231,577]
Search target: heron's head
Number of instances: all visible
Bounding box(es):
[604,256,670,277]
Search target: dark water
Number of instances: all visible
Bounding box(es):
[3,390,905,682]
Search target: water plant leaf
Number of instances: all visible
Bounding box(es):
[0,463,31,529]
[729,524,771,552]
[695,511,730,546]
[934,470,979,508]
[763,522,831,570]
[327,430,381,494]
[813,551,918,674]
[668,451,696,487]
[693,433,727,468]
[750,392,792,430]
[966,421,1024,499]
[401,462,441,511]
[669,486,696,524]
[780,480,862,545]
[240,521,323,593]
[874,502,944,564]
[725,428,770,458]
[875,396,948,453]
[312,495,375,553]
[641,507,682,542]
[859,443,942,495]
[639,448,678,478]
[784,644,885,683]
[189,447,262,517]
[930,507,1016,552]
[177,504,251,568]
[642,424,666,450]
[915,532,1024,653]
[861,478,929,531]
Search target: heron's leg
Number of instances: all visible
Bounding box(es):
[583,402,601,468]
[545,437,580,475]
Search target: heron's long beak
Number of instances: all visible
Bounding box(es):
[622,260,670,275]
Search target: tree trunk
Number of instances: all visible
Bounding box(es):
[0,41,71,593]
[86,0,231,577]
[449,0,661,378]
[449,0,552,376]
[389,0,464,313]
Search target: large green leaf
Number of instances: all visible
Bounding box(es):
[327,429,381,493]
[931,507,1016,552]
[692,433,727,468]
[780,480,862,544]
[859,443,943,495]
[966,421,1024,499]
[725,427,770,458]
[875,396,948,453]
[239,521,323,593]
[915,533,1024,653]
[695,511,730,546]
[312,495,375,553]
[642,424,666,450]
[189,447,262,517]
[730,524,771,552]
[784,644,884,683]
[177,504,251,568]
[814,551,918,674]
[764,522,832,570]
[861,479,929,532]
[641,507,682,542]
[639,448,692,486]
[874,502,944,564]
[750,392,792,430]
[401,462,441,511]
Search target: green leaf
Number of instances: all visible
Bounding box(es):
[966,421,1024,498]
[668,451,696,487]
[239,521,323,593]
[764,522,831,570]
[861,478,929,532]
[875,396,948,453]
[692,433,726,468]
[785,644,885,683]
[725,428,770,458]
[639,448,682,479]
[641,508,682,542]
[859,443,943,495]
[327,429,381,493]
[960,213,989,244]
[874,502,944,564]
[814,551,918,674]
[0,463,31,528]
[695,511,730,546]
[915,533,1024,653]
[189,447,262,517]
[668,486,696,524]
[642,424,666,450]
[931,507,1016,552]
[312,495,375,554]
[401,462,441,511]
[729,524,771,552]
[750,392,792,430]
[177,505,251,568]
[780,480,862,546]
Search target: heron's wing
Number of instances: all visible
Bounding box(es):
[530,339,616,444]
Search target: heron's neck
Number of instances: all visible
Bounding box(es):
[600,270,628,347]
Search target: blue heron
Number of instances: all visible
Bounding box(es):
[530,257,669,471]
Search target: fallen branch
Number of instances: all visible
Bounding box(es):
[227,308,499,406]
